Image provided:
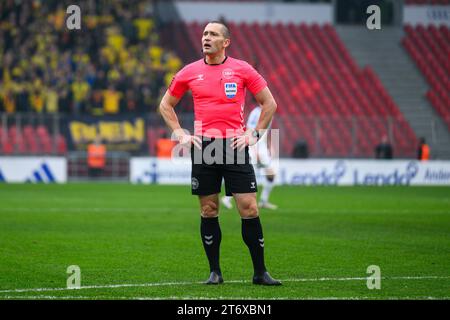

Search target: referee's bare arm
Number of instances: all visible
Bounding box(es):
[254,87,277,132]
[159,91,202,148]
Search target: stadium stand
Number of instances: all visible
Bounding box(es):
[0,0,182,155]
[403,24,450,131]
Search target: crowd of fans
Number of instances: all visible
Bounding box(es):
[0,0,182,116]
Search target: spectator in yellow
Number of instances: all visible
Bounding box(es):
[133,17,153,41]
[107,27,125,52]
[149,45,163,69]
[73,48,90,65]
[47,5,65,30]
[85,15,99,30]
[122,54,138,77]
[29,89,44,113]
[45,86,59,113]
[101,46,116,65]
[103,85,122,114]
[1,89,16,113]
[107,68,121,83]
[165,51,182,73]
[71,76,90,114]
[164,72,175,88]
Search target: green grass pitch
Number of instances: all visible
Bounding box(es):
[0,184,449,300]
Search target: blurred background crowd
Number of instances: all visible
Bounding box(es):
[0,0,182,116]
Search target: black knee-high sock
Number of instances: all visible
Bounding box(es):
[242,217,267,276]
[201,216,222,274]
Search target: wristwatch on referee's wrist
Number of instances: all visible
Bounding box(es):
[251,129,260,140]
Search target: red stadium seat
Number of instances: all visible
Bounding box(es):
[2,141,14,155]
[403,24,450,129]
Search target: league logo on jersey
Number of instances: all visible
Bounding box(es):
[224,83,237,99]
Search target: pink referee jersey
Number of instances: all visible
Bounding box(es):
[168,57,267,138]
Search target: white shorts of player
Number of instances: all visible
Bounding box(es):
[249,144,272,169]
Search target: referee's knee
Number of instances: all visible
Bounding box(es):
[240,203,259,219]
[201,201,218,218]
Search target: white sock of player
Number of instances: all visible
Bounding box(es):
[221,196,233,209]
[260,178,274,203]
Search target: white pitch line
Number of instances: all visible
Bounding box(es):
[284,276,450,282]
[0,275,449,294]
[0,280,204,293]
[0,295,449,300]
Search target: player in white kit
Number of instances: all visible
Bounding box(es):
[221,105,278,210]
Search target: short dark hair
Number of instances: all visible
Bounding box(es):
[208,20,231,39]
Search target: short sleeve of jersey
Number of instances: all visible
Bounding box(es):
[168,67,189,99]
[244,63,267,95]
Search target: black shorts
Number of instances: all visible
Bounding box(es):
[191,137,258,196]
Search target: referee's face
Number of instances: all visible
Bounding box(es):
[202,23,230,56]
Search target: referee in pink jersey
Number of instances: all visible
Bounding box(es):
[159,21,280,285]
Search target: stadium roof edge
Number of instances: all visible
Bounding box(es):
[157,1,333,25]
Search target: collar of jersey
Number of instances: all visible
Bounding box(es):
[203,56,228,65]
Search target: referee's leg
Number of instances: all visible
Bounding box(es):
[199,194,223,284]
[234,192,282,286]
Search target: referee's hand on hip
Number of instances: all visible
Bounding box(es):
[174,129,202,149]
[231,129,258,151]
